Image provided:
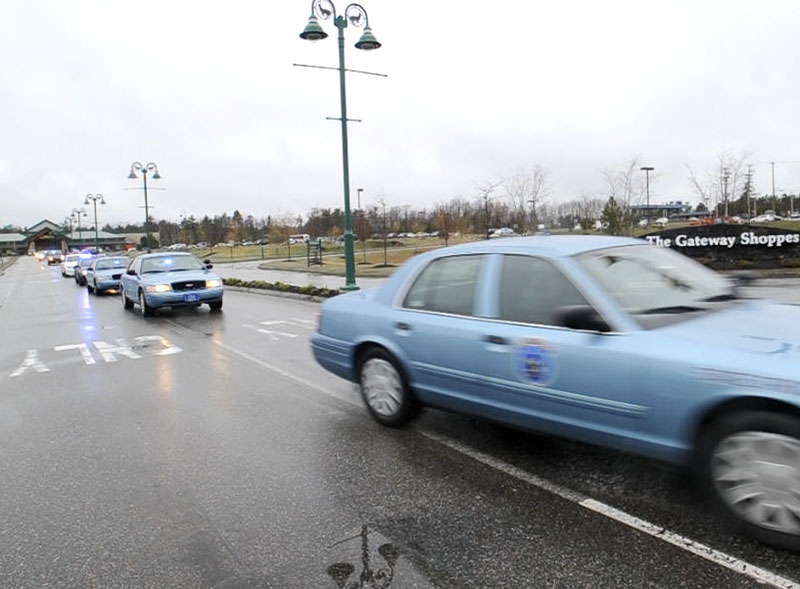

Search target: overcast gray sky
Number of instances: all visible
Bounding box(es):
[2,0,800,228]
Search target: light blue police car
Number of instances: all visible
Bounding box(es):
[86,256,129,295]
[311,235,800,550]
[120,252,223,316]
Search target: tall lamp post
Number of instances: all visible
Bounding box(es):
[71,207,87,248]
[640,166,654,224]
[84,193,105,253]
[300,0,381,291]
[127,161,161,252]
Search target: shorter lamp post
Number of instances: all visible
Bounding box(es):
[71,207,87,247]
[84,194,105,253]
[128,161,161,252]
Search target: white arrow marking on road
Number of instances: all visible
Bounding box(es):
[93,339,143,362]
[131,335,182,356]
[54,343,96,365]
[243,324,298,340]
[10,350,50,377]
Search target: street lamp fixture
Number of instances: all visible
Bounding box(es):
[640,166,654,224]
[71,207,87,247]
[127,161,161,252]
[300,0,382,291]
[84,193,106,253]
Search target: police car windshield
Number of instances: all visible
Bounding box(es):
[575,244,735,317]
[141,255,204,274]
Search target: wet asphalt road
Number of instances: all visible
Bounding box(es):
[1,257,799,588]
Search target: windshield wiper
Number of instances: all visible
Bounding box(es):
[639,305,706,315]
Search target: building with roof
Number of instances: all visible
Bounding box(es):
[0,219,131,255]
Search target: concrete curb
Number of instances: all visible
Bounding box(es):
[0,257,20,276]
[223,285,329,304]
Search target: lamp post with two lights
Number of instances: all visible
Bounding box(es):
[299,0,381,291]
[127,162,161,252]
[84,193,105,253]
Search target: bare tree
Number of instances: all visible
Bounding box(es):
[504,164,550,233]
[474,179,503,239]
[602,156,644,233]
[686,150,750,217]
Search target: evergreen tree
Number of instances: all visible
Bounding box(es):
[601,196,623,235]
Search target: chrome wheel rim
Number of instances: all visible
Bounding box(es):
[361,358,403,417]
[139,292,147,315]
[712,431,800,535]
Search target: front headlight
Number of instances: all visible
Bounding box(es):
[145,284,172,293]
[206,279,222,288]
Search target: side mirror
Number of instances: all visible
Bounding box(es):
[126,269,136,276]
[731,271,757,286]
[205,264,213,270]
[557,305,610,332]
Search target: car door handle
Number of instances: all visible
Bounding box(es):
[484,335,508,345]
[394,322,412,331]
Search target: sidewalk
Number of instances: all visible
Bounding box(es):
[213,260,387,290]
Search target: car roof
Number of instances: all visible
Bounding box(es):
[435,235,645,257]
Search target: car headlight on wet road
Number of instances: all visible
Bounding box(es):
[145,284,172,293]
[206,279,222,288]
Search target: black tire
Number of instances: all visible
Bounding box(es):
[87,283,94,294]
[357,347,420,427]
[138,290,152,317]
[122,290,134,310]
[695,411,800,552]
[208,300,223,312]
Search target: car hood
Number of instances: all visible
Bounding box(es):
[95,268,125,276]
[660,300,800,359]
[139,270,220,284]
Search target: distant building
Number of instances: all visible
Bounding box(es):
[0,219,130,255]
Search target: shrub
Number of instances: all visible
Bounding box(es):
[222,277,339,297]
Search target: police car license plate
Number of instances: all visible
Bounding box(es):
[184,293,199,303]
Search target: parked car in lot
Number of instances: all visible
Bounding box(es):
[311,235,800,551]
[86,256,128,295]
[120,252,223,316]
[60,253,81,277]
[74,255,96,286]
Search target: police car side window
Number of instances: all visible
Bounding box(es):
[499,255,588,326]
[403,255,483,316]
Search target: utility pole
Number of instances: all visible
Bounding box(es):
[745,165,754,220]
[721,167,730,218]
[770,161,776,203]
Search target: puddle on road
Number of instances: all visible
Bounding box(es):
[324,525,434,588]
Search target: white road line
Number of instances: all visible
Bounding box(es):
[214,340,800,589]
[580,499,800,589]
[424,431,800,589]
[214,341,357,406]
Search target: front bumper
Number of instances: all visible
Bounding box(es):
[144,287,224,309]
[311,332,356,382]
[96,278,122,290]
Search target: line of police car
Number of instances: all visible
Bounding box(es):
[50,250,224,317]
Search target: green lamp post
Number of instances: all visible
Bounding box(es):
[127,161,161,252]
[84,193,105,253]
[300,0,381,291]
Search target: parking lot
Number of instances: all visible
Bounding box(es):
[1,256,799,587]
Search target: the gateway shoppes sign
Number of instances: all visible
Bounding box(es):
[641,225,800,269]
